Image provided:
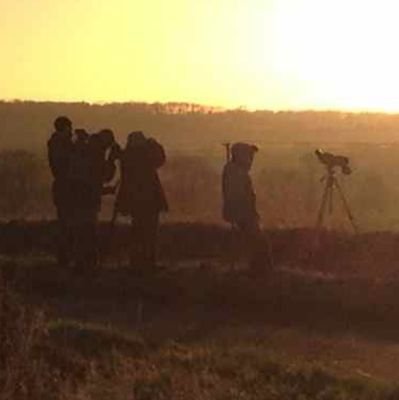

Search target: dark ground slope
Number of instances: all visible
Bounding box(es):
[2,223,399,399]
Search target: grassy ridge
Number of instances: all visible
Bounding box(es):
[3,296,398,400]
[3,223,399,398]
[42,320,399,400]
[2,221,399,278]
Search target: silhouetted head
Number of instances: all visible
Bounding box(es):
[126,131,146,148]
[97,129,115,149]
[231,142,258,170]
[54,116,72,136]
[75,129,89,144]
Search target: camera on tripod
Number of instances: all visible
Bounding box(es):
[313,148,357,233]
[315,149,351,175]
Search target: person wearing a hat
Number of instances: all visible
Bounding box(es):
[115,131,168,272]
[222,142,259,229]
[222,142,266,271]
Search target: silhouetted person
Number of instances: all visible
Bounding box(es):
[223,142,259,229]
[72,129,119,270]
[69,129,91,184]
[116,131,168,271]
[222,142,263,270]
[47,116,74,267]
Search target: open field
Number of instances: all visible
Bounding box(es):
[3,223,399,398]
[4,102,399,230]
[4,103,399,397]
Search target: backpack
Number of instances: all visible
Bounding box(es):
[147,138,166,169]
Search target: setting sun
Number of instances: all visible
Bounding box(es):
[270,0,399,111]
[1,0,399,111]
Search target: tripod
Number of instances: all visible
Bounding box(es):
[316,167,358,233]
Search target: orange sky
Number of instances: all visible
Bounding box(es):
[1,0,399,111]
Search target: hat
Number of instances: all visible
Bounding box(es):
[98,129,114,141]
[54,116,72,131]
[75,128,89,139]
[231,142,258,160]
[127,131,146,147]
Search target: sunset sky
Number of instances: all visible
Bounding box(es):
[1,0,399,111]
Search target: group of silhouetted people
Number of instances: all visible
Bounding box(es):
[48,115,269,274]
[48,116,168,273]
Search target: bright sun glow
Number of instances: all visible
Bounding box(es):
[1,0,399,111]
[269,0,399,111]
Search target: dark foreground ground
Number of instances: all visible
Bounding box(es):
[3,222,399,399]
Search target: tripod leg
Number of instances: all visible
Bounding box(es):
[311,181,330,265]
[328,181,334,216]
[316,180,331,230]
[333,179,358,234]
[263,229,275,270]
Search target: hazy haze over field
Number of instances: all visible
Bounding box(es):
[1,101,399,231]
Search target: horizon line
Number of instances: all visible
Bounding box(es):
[2,98,399,116]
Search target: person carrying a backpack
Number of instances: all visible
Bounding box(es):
[116,131,168,271]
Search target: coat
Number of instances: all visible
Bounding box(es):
[222,160,258,227]
[47,131,74,209]
[116,139,168,216]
